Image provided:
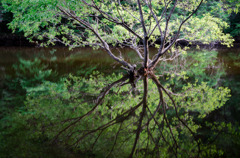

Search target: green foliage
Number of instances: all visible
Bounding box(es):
[224,12,240,37]
[1,0,234,48]
[182,14,234,47]
[221,0,240,14]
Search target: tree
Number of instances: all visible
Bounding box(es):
[1,0,234,157]
[2,0,233,72]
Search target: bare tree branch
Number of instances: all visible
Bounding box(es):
[149,0,204,69]
[82,0,143,40]
[136,0,149,68]
[57,6,134,69]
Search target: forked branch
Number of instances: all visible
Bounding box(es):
[149,0,204,69]
[58,6,134,70]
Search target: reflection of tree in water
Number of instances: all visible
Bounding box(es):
[0,49,232,157]
[19,67,228,157]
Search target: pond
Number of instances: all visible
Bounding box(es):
[0,46,240,157]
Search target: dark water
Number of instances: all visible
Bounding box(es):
[0,46,239,76]
[0,46,239,112]
[0,46,240,157]
[0,47,117,76]
[0,47,160,76]
[1,46,239,122]
[218,47,240,75]
[217,47,240,123]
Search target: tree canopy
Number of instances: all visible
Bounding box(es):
[2,0,234,70]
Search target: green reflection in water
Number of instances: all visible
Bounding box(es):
[0,47,239,157]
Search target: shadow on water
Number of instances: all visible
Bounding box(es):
[0,46,240,157]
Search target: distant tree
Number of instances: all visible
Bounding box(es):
[221,0,240,13]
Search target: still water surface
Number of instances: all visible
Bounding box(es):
[0,46,239,76]
[0,46,240,157]
[1,46,239,113]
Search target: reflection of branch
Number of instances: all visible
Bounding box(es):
[160,85,178,157]
[145,104,174,155]
[106,122,123,158]
[141,98,161,129]
[70,101,143,149]
[149,72,201,157]
[149,73,178,156]
[117,133,135,154]
[51,75,129,144]
[145,112,158,151]
[91,129,104,150]
[129,76,148,157]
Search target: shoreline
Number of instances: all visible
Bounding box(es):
[1,34,240,49]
